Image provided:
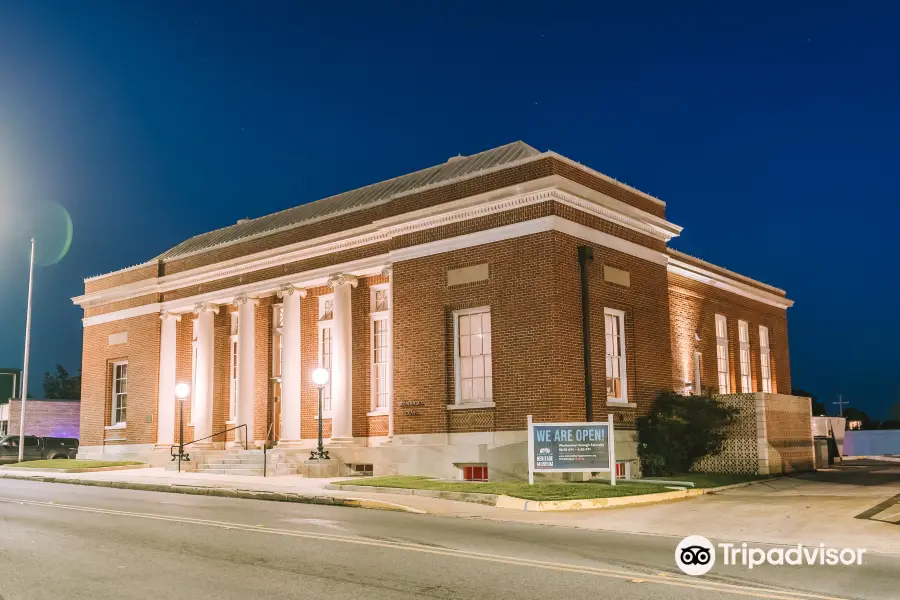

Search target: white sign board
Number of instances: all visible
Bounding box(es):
[527,414,616,485]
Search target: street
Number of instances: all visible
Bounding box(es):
[0,479,897,600]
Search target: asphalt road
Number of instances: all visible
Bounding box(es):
[0,479,896,600]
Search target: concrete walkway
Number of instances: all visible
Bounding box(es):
[3,459,898,555]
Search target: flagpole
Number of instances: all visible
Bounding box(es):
[17,238,35,463]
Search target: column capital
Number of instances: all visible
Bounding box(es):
[327,274,359,289]
[381,266,393,278]
[160,312,182,322]
[193,303,220,315]
[277,285,308,299]
[232,294,260,307]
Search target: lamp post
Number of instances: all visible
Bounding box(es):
[311,368,329,460]
[17,238,35,464]
[174,383,191,472]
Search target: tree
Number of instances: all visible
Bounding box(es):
[42,365,81,400]
[792,387,826,416]
[636,390,739,476]
[842,407,871,430]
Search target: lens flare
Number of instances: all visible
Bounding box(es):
[32,200,73,267]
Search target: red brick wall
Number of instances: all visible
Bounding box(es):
[213,308,233,443]
[390,230,673,436]
[254,296,275,442]
[668,272,791,396]
[84,263,158,294]
[392,235,547,435]
[550,232,673,429]
[174,315,195,442]
[7,399,80,438]
[80,314,161,446]
[300,286,330,439]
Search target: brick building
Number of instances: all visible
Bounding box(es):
[72,141,795,479]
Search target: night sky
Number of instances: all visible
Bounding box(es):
[0,2,897,416]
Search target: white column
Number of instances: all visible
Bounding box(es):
[156,313,180,448]
[193,303,218,447]
[277,286,306,447]
[330,274,357,443]
[236,296,258,446]
[384,267,395,440]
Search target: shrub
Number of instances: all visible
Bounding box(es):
[637,390,739,476]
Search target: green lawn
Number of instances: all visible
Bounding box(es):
[341,476,669,501]
[5,459,143,470]
[643,473,771,488]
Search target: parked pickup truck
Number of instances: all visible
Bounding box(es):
[0,435,79,464]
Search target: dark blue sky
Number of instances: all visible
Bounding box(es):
[0,2,897,416]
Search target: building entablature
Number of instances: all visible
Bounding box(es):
[73,177,682,316]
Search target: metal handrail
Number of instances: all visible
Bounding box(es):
[169,424,248,464]
[263,421,275,478]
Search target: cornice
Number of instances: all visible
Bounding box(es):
[666,257,794,310]
[73,185,680,310]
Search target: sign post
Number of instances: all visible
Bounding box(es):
[527,414,616,485]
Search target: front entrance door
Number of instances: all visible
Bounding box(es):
[272,381,282,443]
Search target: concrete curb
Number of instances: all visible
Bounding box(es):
[328,477,781,512]
[0,473,425,514]
[495,488,708,511]
[327,483,709,511]
[0,464,151,474]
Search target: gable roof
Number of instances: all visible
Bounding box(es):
[157,141,542,260]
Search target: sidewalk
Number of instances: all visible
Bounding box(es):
[0,467,496,517]
[3,463,898,555]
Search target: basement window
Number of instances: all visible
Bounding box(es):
[346,464,374,476]
[460,464,488,481]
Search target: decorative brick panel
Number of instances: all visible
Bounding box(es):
[448,410,495,432]
[764,393,814,473]
[367,415,389,437]
[694,393,760,474]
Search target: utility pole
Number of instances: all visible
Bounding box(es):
[17,238,35,463]
[833,394,849,417]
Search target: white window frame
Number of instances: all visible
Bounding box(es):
[759,325,772,393]
[110,360,128,427]
[190,318,199,425]
[228,312,239,423]
[318,294,334,415]
[604,308,628,403]
[369,283,391,415]
[738,320,751,393]
[715,314,730,394]
[452,306,494,408]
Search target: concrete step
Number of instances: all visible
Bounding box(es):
[205,458,266,465]
[197,467,266,476]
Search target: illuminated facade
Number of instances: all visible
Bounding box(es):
[73,142,793,479]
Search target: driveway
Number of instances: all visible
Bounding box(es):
[518,459,900,555]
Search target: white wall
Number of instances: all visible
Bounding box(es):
[843,430,900,457]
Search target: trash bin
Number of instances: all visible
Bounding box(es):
[814,437,830,469]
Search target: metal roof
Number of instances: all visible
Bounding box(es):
[157,141,542,260]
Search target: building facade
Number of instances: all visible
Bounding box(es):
[73,142,794,479]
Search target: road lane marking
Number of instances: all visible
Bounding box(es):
[0,497,848,600]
